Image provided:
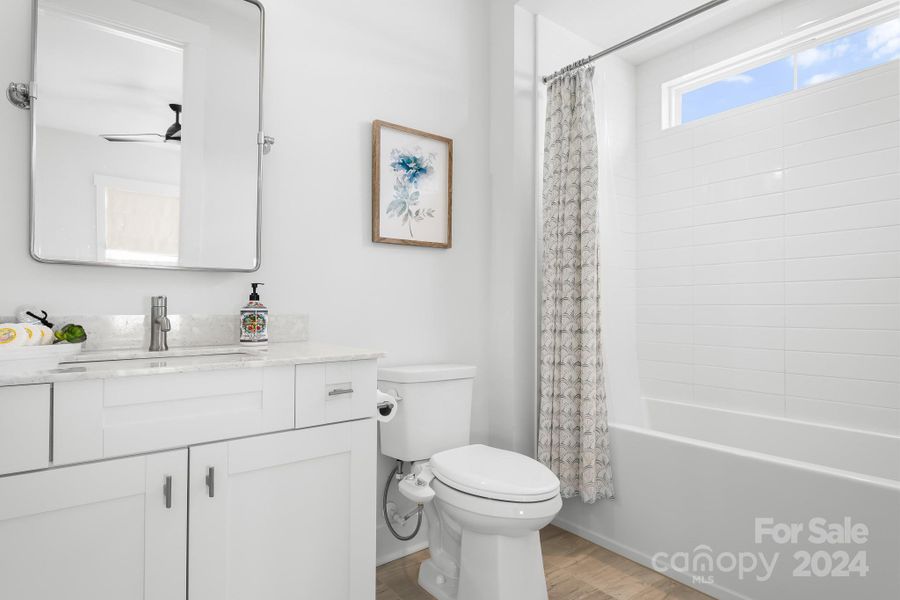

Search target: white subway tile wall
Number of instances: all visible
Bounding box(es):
[635,48,900,436]
[594,55,642,426]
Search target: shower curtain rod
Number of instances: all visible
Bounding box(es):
[542,0,732,84]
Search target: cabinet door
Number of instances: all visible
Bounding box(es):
[0,383,50,475]
[0,450,187,600]
[189,419,376,600]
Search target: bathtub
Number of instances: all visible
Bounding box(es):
[553,399,900,600]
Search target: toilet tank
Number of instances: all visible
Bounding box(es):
[378,364,476,462]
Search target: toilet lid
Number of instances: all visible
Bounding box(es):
[430,444,560,502]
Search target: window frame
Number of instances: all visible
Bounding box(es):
[661,0,900,129]
[93,174,181,264]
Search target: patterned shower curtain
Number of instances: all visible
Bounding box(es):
[538,66,614,503]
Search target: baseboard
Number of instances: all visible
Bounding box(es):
[551,516,752,600]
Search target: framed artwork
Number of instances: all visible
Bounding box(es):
[372,120,452,248]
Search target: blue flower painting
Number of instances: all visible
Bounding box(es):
[373,120,451,248]
[385,147,437,237]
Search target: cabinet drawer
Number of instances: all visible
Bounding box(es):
[53,367,294,465]
[295,360,376,428]
[0,384,50,476]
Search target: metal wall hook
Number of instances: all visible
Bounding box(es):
[7,82,32,110]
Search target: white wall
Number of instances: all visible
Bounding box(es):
[482,0,541,458]
[484,7,642,462]
[534,17,642,427]
[591,45,641,427]
[1,0,492,563]
[634,0,900,435]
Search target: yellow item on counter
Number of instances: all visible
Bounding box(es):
[20,323,39,346]
[0,323,26,346]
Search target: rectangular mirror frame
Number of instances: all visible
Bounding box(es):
[27,0,267,272]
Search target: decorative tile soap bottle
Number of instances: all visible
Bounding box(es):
[240,282,268,346]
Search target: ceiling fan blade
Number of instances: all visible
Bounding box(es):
[101,133,165,143]
[100,105,182,143]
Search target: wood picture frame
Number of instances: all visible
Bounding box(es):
[372,120,452,248]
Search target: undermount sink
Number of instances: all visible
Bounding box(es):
[67,353,258,370]
[60,346,259,367]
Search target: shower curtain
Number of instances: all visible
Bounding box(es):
[538,66,614,503]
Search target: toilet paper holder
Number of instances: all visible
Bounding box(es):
[376,390,403,414]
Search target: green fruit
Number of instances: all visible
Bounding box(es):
[54,324,87,344]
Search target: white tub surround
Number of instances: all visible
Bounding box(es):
[633,6,900,436]
[0,342,381,600]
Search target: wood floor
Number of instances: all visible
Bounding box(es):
[376,525,713,600]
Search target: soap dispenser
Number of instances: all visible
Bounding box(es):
[240,283,268,345]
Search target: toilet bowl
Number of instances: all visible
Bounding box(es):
[401,444,562,600]
[378,365,561,600]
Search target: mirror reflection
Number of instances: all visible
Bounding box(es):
[32,0,262,270]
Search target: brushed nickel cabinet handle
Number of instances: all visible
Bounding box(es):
[164,475,173,509]
[328,388,353,397]
[206,467,215,498]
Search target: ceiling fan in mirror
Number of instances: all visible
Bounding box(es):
[101,103,181,143]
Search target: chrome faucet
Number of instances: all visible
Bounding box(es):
[149,296,171,351]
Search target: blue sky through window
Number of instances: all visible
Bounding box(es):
[681,59,793,124]
[679,18,900,125]
[798,18,900,87]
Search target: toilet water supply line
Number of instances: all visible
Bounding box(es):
[383,461,424,541]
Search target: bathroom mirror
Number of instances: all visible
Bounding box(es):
[29,0,266,271]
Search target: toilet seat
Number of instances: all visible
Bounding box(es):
[430,444,560,502]
[432,478,562,523]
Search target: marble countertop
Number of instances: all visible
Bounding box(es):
[0,342,383,386]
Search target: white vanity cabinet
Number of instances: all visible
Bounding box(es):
[189,419,376,600]
[0,350,379,600]
[0,449,188,600]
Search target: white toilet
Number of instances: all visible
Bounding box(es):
[378,364,561,600]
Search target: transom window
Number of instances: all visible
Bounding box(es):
[663,1,900,128]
